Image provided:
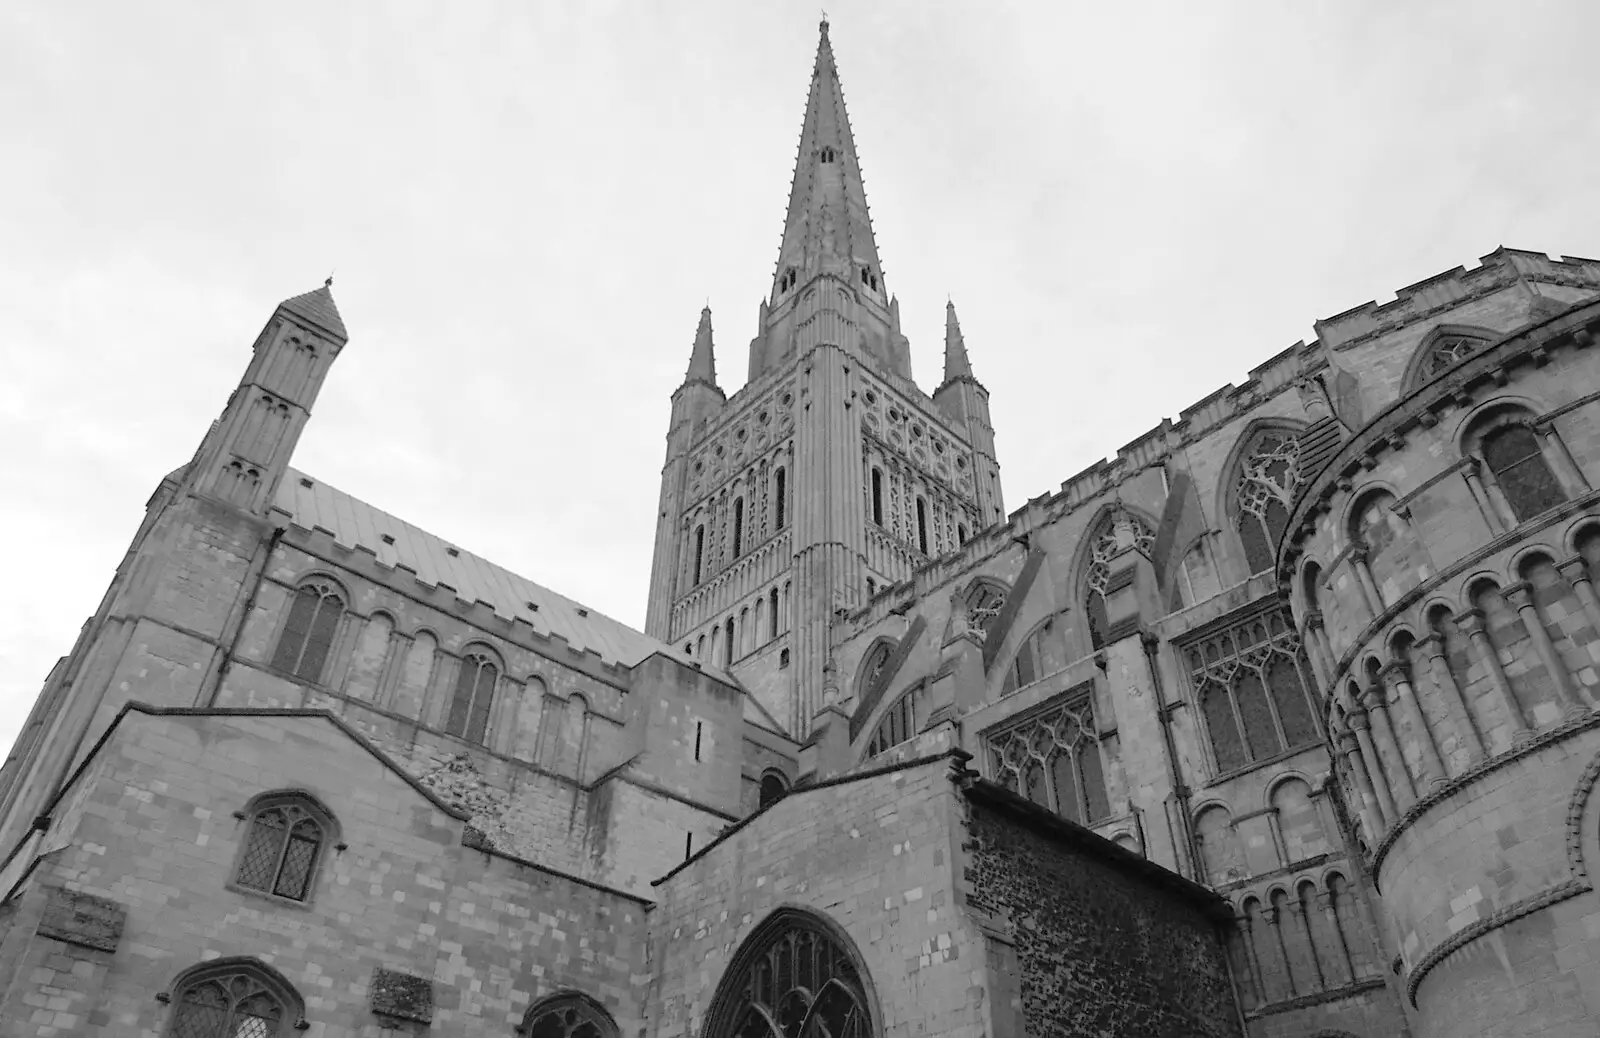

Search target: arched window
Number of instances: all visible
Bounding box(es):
[733,497,745,557]
[865,578,876,599]
[774,468,787,531]
[780,267,797,294]
[769,587,779,639]
[693,525,706,585]
[916,497,929,554]
[957,524,968,545]
[987,689,1109,826]
[445,650,498,745]
[1170,538,1219,612]
[518,992,619,1038]
[1084,513,1155,650]
[964,581,1008,642]
[870,468,884,526]
[704,908,875,1038]
[725,617,735,666]
[1482,424,1565,521]
[758,771,789,810]
[1184,607,1319,773]
[1232,428,1303,575]
[1350,490,1399,554]
[233,792,335,902]
[856,639,895,702]
[820,146,836,163]
[865,688,917,757]
[269,580,344,683]
[164,958,305,1037]
[1002,618,1057,695]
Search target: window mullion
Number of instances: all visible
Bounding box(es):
[1226,678,1253,764]
[1258,659,1291,750]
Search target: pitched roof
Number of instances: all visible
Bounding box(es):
[271,468,727,682]
[279,282,347,341]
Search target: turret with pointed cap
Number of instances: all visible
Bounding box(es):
[934,300,1004,524]
[186,280,350,515]
[685,305,719,388]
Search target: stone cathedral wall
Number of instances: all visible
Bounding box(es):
[824,249,1600,1037]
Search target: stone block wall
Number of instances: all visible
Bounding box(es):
[0,709,650,1037]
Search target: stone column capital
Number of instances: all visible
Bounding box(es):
[1417,632,1446,655]
[1379,659,1412,685]
[1348,543,1370,565]
[1503,581,1535,611]
[1304,610,1326,632]
[1460,455,1482,477]
[1456,608,1487,635]
[1360,683,1388,710]
[1559,555,1593,585]
[1345,705,1370,730]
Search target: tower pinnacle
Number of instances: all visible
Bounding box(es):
[942,300,974,384]
[685,306,718,387]
[770,19,884,300]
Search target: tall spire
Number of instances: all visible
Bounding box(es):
[771,19,885,300]
[685,306,718,387]
[942,300,973,384]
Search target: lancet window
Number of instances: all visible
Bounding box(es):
[445,650,498,745]
[1234,430,1303,575]
[269,580,344,684]
[1184,606,1319,774]
[987,689,1109,826]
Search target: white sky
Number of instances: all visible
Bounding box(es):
[3,0,1599,757]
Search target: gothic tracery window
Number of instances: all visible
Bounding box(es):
[445,651,498,745]
[987,690,1109,826]
[233,793,332,902]
[1085,514,1155,649]
[519,993,618,1038]
[704,910,874,1038]
[165,960,301,1038]
[1420,332,1491,382]
[1234,430,1303,575]
[269,580,344,683]
[965,582,1007,642]
[1185,607,1319,774]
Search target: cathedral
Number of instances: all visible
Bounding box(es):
[4,19,1600,1038]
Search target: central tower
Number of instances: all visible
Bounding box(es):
[644,21,1004,735]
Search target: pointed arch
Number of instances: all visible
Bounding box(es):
[1216,418,1310,577]
[1401,323,1499,394]
[1068,503,1159,652]
[517,990,618,1038]
[162,956,307,1035]
[702,906,879,1038]
[853,636,897,703]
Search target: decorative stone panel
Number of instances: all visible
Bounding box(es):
[370,966,434,1024]
[36,885,124,953]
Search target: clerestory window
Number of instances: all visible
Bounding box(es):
[445,650,498,745]
[269,580,344,683]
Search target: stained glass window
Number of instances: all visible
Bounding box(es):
[987,690,1109,826]
[269,582,343,683]
[1185,607,1319,773]
[704,910,873,1038]
[521,994,617,1038]
[1482,425,1566,522]
[445,652,498,745]
[235,796,329,902]
[1085,515,1156,649]
[1235,431,1302,575]
[166,963,297,1038]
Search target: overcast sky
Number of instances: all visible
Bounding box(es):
[3,0,1598,756]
